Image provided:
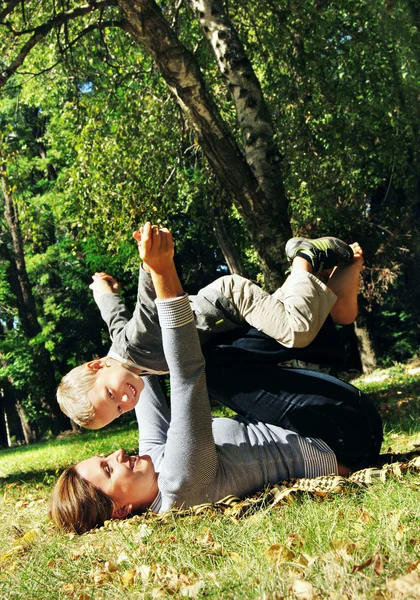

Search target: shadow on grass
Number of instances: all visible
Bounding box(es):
[0,467,63,488]
[364,378,420,435]
[0,422,139,487]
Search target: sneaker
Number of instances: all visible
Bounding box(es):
[285,237,354,272]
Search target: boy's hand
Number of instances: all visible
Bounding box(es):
[133,226,150,272]
[89,273,120,298]
[133,222,174,275]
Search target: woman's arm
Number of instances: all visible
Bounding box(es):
[139,223,218,504]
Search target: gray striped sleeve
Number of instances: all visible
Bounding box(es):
[297,437,338,478]
[155,295,194,329]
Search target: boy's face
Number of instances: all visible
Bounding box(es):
[87,360,144,428]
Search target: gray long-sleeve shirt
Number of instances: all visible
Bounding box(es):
[95,266,242,375]
[135,295,337,512]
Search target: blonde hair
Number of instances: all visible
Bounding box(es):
[57,359,108,427]
[49,466,114,534]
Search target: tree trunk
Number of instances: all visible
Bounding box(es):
[119,0,292,289]
[187,0,289,225]
[15,400,36,444]
[2,174,69,432]
[2,175,40,337]
[354,319,377,373]
[4,406,12,448]
[211,196,247,276]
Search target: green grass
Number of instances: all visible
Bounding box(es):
[1,363,420,599]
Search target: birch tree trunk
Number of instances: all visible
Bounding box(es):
[119,0,291,289]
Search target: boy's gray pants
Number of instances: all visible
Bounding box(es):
[195,272,337,349]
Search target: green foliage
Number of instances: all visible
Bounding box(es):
[1,0,420,438]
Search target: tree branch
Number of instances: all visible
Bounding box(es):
[15,19,125,78]
[0,0,21,23]
[0,0,119,87]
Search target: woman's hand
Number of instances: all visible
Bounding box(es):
[133,222,174,275]
[134,222,183,300]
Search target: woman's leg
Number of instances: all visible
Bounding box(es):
[206,361,383,469]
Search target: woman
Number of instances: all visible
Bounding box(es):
[50,227,382,534]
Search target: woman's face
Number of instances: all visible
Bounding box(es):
[76,449,158,518]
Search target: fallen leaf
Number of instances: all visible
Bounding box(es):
[180,580,205,598]
[201,529,214,544]
[104,561,119,572]
[138,564,152,582]
[0,546,23,561]
[358,507,374,525]
[121,569,137,586]
[292,578,314,599]
[115,551,129,564]
[286,534,304,549]
[351,557,372,573]
[387,568,420,597]
[62,583,75,595]
[93,571,112,584]
[372,553,386,575]
[265,543,295,564]
[408,561,420,573]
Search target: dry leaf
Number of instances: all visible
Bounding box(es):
[121,569,137,586]
[117,551,129,564]
[201,529,214,544]
[358,507,374,525]
[265,543,295,564]
[62,583,75,595]
[104,561,119,572]
[408,562,420,573]
[292,578,314,599]
[0,546,23,561]
[351,557,372,574]
[180,580,205,598]
[137,564,152,582]
[93,571,112,584]
[387,568,420,597]
[372,553,386,575]
[286,534,304,549]
[152,587,166,598]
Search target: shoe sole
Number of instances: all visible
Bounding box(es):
[285,236,353,266]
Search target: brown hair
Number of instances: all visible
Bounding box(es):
[49,466,114,534]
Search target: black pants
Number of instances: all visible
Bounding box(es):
[205,326,383,470]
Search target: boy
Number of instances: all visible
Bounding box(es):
[57,223,363,429]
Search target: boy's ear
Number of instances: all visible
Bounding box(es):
[111,503,132,520]
[86,359,105,371]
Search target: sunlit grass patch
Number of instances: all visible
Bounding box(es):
[0,362,420,598]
